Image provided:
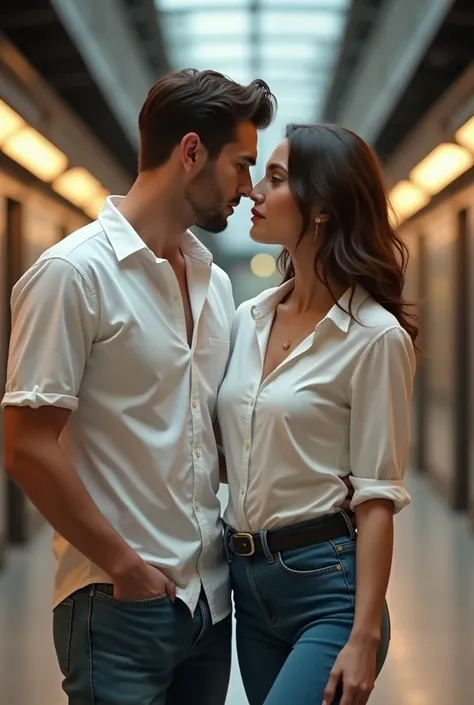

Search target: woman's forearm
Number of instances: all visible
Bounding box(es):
[349,499,394,645]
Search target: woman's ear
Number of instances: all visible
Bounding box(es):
[312,208,330,224]
[315,209,330,224]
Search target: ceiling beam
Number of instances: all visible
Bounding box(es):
[162,4,348,15]
[333,0,455,143]
[49,0,156,150]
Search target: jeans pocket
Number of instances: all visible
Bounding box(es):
[276,543,343,577]
[93,589,169,608]
[53,598,74,677]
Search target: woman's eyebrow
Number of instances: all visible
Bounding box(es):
[267,162,288,172]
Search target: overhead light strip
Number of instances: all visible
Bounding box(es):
[0,98,109,219]
[389,112,474,225]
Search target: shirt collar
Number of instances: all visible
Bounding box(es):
[250,278,370,334]
[98,196,213,265]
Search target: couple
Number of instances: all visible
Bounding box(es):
[2,69,417,705]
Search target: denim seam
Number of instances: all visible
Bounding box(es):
[88,588,96,705]
[329,541,355,607]
[246,559,286,641]
[93,590,169,608]
[275,551,342,577]
[187,598,209,656]
[60,598,74,678]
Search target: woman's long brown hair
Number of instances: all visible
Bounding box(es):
[278,123,419,347]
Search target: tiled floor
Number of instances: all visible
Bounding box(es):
[1,472,473,704]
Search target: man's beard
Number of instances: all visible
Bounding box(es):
[185,163,232,234]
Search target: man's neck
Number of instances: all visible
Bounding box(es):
[117,171,192,259]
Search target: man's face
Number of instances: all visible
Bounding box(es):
[184,121,257,233]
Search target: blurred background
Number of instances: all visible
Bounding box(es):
[0,0,474,703]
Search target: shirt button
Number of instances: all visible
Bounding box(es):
[240,489,245,496]
[195,449,201,458]
[244,440,250,450]
[192,400,197,408]
[249,398,255,406]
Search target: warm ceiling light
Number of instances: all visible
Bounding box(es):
[410,143,473,195]
[250,253,276,277]
[455,115,474,153]
[83,189,110,220]
[2,126,68,181]
[389,180,431,224]
[53,167,103,209]
[0,99,25,143]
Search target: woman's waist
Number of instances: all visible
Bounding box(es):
[225,474,351,529]
[224,510,355,558]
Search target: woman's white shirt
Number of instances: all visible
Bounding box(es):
[217,280,416,532]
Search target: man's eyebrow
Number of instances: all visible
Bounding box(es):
[241,155,257,167]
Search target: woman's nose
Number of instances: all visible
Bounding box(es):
[250,188,264,204]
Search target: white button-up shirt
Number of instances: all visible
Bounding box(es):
[217,281,416,532]
[2,196,235,623]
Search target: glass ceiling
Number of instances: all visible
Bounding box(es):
[155,0,352,255]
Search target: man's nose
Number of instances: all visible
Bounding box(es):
[238,175,254,198]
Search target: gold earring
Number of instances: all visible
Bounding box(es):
[313,216,321,243]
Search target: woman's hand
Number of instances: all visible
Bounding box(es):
[322,638,378,705]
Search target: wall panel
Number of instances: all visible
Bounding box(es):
[424,209,457,501]
[0,196,7,567]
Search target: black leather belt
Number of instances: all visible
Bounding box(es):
[227,512,352,557]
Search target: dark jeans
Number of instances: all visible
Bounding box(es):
[53,584,231,705]
[226,527,390,705]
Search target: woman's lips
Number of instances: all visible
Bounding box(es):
[251,209,265,223]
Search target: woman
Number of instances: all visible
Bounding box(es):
[216,123,417,705]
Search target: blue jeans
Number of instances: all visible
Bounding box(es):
[52,584,231,705]
[227,526,390,705]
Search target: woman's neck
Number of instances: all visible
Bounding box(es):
[286,256,347,315]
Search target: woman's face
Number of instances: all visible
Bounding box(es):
[250,139,304,249]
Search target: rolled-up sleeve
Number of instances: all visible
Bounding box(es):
[349,326,416,514]
[1,256,97,412]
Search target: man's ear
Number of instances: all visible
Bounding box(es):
[180,132,208,172]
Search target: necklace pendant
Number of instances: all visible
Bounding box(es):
[283,339,291,350]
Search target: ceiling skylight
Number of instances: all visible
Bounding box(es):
[155,0,352,255]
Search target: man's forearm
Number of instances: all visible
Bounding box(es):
[6,441,143,580]
[350,499,394,645]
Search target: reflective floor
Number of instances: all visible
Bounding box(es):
[1,472,473,705]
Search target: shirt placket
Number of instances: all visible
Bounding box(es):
[237,315,270,531]
[186,257,214,610]
[190,365,210,552]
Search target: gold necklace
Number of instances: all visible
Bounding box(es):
[282,305,293,350]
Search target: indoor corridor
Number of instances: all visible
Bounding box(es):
[1,472,473,705]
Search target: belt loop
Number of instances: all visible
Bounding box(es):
[259,530,275,564]
[223,525,233,563]
[339,509,357,539]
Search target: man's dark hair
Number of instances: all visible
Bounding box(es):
[138,69,276,170]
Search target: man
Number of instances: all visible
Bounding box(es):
[2,69,276,705]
